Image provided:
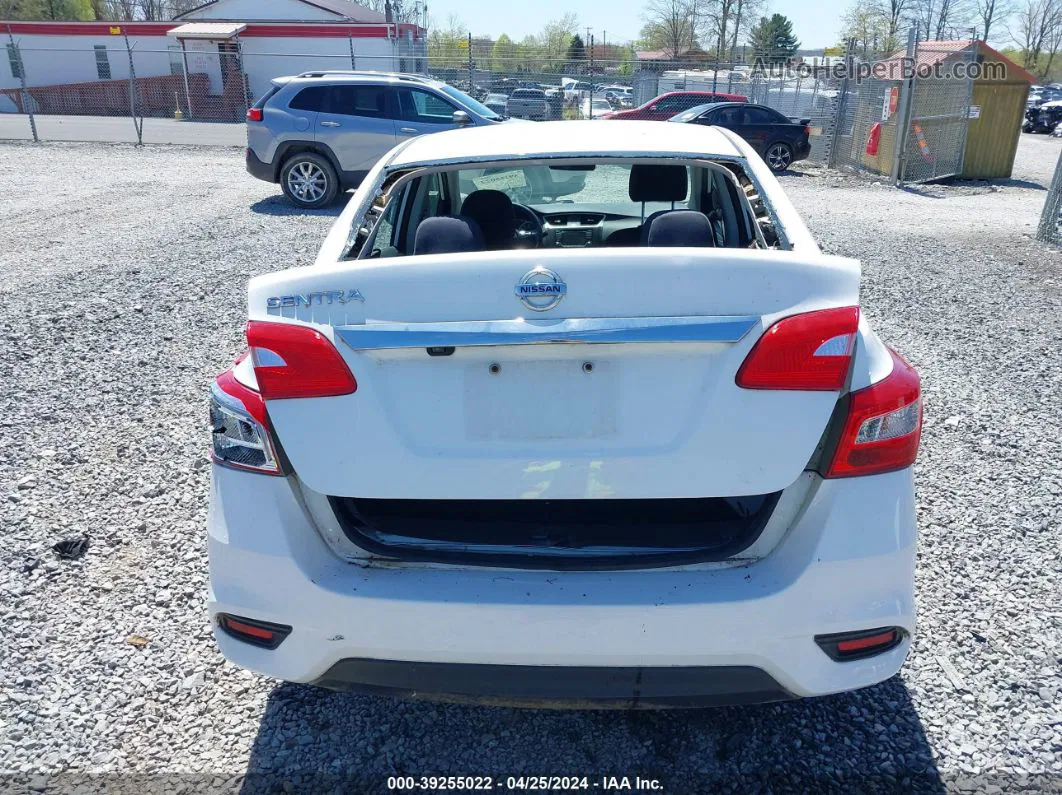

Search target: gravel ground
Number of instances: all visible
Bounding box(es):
[1,136,1061,794]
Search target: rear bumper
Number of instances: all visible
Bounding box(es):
[208,465,917,704]
[311,659,793,708]
[245,147,274,183]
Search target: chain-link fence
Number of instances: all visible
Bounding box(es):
[0,34,980,183]
[1037,150,1062,245]
[0,38,422,144]
[899,41,975,183]
[828,65,899,175]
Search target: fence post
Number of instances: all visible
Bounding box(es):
[235,34,249,112]
[953,38,976,180]
[1036,150,1062,243]
[467,32,473,92]
[589,34,594,117]
[827,39,854,169]
[123,33,143,145]
[179,39,194,120]
[890,28,918,185]
[5,31,37,142]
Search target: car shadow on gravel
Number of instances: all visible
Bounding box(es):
[249,196,346,218]
[238,675,943,794]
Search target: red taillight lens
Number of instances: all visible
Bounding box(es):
[736,307,860,391]
[825,349,922,478]
[246,107,263,122]
[246,321,357,400]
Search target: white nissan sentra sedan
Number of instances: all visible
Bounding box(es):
[207,120,922,707]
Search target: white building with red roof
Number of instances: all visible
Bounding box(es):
[2,0,425,118]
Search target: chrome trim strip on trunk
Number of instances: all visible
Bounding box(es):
[335,316,759,351]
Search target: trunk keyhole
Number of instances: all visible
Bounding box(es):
[489,363,501,375]
[582,361,594,374]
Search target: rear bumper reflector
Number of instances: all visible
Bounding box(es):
[814,627,903,661]
[335,315,759,351]
[217,613,292,650]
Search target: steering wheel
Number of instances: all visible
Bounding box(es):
[511,204,543,248]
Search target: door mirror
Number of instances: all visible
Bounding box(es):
[452,110,472,126]
[648,104,658,111]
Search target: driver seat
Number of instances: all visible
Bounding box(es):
[461,190,516,250]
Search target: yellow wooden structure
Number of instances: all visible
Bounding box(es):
[962,42,1035,179]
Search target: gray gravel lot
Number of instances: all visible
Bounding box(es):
[1,136,1061,794]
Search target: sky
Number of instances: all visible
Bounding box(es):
[425,0,848,50]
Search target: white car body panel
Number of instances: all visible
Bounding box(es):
[209,120,918,704]
[208,463,916,695]
[250,248,859,500]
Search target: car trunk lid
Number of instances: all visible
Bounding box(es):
[248,247,858,500]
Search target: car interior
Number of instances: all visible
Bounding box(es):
[351,160,775,259]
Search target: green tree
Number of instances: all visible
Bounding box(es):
[427,13,468,72]
[0,0,92,18]
[748,13,799,64]
[839,0,891,58]
[566,33,586,62]
[491,33,513,71]
[537,13,577,70]
[640,0,696,56]
[566,32,586,73]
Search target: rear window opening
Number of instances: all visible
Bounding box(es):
[347,157,783,260]
[327,493,782,570]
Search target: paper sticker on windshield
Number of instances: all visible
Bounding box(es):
[473,170,527,191]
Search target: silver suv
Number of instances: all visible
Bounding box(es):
[246,71,505,208]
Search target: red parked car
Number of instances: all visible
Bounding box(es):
[603,91,748,121]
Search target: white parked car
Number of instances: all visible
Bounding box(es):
[208,120,922,707]
[582,97,614,119]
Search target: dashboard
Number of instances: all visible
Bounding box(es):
[517,205,642,248]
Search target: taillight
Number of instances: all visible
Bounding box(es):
[825,349,922,478]
[804,124,811,138]
[246,321,357,400]
[736,307,860,391]
[209,369,282,475]
[246,107,263,122]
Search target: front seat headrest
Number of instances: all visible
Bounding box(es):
[628,164,688,203]
[460,189,515,249]
[646,210,715,247]
[413,216,484,255]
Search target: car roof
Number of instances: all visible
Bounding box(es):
[389,120,743,168]
[677,101,751,115]
[659,90,745,97]
[276,71,444,88]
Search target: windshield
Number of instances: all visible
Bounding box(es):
[456,163,692,212]
[439,84,501,120]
